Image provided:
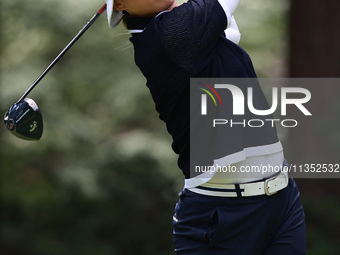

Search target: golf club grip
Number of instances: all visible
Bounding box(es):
[16,4,107,103]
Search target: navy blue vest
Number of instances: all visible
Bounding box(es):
[126,0,280,179]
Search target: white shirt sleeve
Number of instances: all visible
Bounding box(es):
[224,16,241,44]
[217,0,241,25]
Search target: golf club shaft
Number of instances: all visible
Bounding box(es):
[16,4,107,104]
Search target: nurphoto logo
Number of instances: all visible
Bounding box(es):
[190,78,340,179]
[198,82,312,128]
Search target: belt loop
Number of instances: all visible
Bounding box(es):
[235,184,242,198]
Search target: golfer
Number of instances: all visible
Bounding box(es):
[106,0,306,254]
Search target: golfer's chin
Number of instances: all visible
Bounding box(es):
[127,0,179,18]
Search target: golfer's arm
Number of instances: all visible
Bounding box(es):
[217,0,241,25]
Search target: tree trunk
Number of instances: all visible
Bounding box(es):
[287,0,340,164]
[288,0,340,253]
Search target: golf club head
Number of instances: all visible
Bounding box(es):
[4,98,43,141]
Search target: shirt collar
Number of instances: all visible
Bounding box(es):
[126,16,154,36]
[126,11,170,36]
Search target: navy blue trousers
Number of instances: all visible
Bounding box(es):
[173,178,306,254]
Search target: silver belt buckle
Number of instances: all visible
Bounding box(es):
[264,174,280,196]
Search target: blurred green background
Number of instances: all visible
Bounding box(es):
[0,0,339,254]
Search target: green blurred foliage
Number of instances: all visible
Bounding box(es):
[236,0,289,77]
[1,0,339,254]
[1,0,180,254]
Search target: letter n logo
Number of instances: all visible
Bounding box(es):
[198,83,222,115]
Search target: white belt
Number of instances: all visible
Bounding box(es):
[188,171,289,197]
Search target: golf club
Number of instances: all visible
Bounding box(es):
[4,4,107,141]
